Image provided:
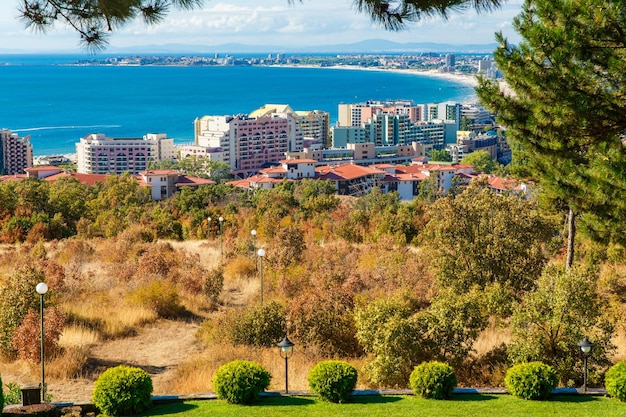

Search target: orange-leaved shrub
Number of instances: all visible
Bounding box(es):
[0,266,45,357]
[13,307,66,363]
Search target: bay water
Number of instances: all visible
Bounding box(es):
[0,54,476,156]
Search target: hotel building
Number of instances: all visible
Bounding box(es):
[192,106,306,177]
[0,129,33,175]
[76,133,176,175]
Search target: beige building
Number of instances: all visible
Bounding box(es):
[76,133,176,174]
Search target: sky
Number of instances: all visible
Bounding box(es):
[0,0,524,53]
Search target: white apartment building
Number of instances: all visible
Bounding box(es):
[76,133,176,174]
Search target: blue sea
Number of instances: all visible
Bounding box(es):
[0,54,476,156]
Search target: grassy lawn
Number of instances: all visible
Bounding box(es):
[140,394,626,417]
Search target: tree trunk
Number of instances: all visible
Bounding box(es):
[566,208,576,270]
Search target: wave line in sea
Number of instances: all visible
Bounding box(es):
[12,124,122,132]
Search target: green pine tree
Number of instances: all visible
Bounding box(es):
[476,0,626,268]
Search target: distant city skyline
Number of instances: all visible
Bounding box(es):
[0,0,524,53]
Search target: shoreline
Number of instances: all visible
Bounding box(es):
[271,63,479,88]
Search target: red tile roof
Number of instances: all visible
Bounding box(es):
[316,164,386,181]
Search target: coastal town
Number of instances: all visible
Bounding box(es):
[1,92,517,204]
[73,52,500,78]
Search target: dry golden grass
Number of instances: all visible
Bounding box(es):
[611,329,626,362]
[473,321,512,356]
[62,296,158,339]
[58,325,102,348]
[221,276,260,307]
[46,346,90,380]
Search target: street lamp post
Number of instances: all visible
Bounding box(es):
[35,282,48,402]
[251,230,257,265]
[207,217,212,239]
[277,336,295,394]
[577,337,594,393]
[218,216,224,255]
[257,249,265,304]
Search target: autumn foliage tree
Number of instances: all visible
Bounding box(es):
[13,307,66,363]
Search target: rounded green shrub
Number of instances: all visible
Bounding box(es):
[213,360,271,404]
[92,365,153,416]
[606,361,626,401]
[409,361,457,400]
[505,362,558,400]
[308,360,358,403]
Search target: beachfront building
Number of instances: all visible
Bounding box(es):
[337,100,423,127]
[461,104,494,127]
[76,133,176,175]
[193,107,305,177]
[249,104,330,146]
[0,130,33,175]
[331,117,450,150]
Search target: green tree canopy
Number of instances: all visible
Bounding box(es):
[508,265,615,385]
[461,150,498,174]
[421,178,556,298]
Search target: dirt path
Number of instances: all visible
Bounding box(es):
[47,320,202,403]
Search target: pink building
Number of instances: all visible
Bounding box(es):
[194,113,303,177]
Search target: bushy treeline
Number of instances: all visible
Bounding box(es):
[0,173,624,390]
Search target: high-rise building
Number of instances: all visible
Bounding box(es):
[0,130,33,175]
[76,133,176,174]
[338,100,421,127]
[445,54,456,68]
[194,111,304,176]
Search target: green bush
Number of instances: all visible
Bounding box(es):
[3,382,21,405]
[213,360,271,405]
[606,361,626,401]
[92,365,153,416]
[409,361,457,400]
[229,301,286,347]
[505,362,558,400]
[308,360,358,403]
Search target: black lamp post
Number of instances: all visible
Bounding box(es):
[257,248,265,304]
[577,337,594,392]
[251,229,257,264]
[218,216,224,255]
[35,282,48,402]
[207,217,212,238]
[277,336,295,394]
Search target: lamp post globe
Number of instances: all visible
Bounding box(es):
[36,282,48,295]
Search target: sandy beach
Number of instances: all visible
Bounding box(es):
[273,63,478,88]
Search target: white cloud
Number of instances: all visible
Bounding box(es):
[0,0,525,51]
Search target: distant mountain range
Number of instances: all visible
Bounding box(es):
[103,39,499,55]
[0,39,499,55]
